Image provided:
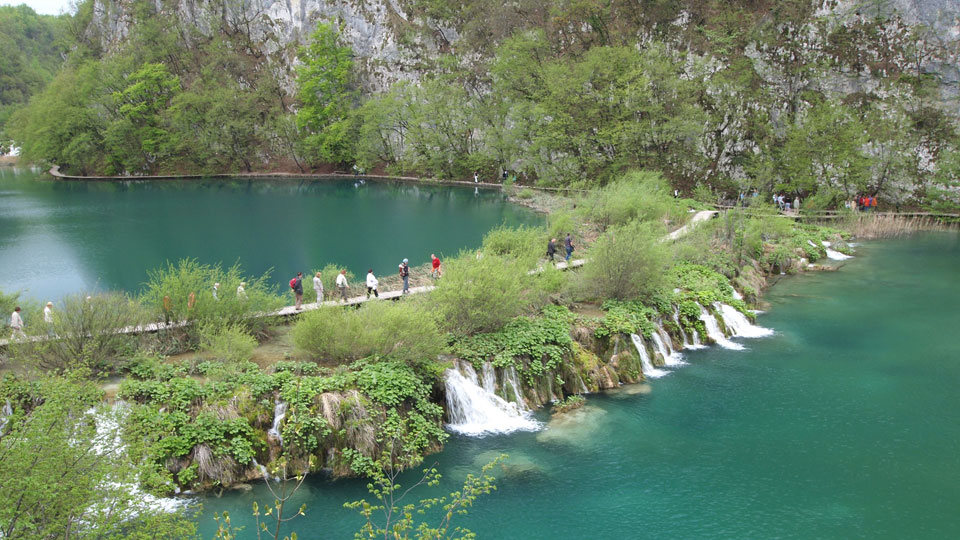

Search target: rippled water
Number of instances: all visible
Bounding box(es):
[0,168,537,300]
[196,232,960,539]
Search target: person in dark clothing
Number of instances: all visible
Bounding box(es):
[292,272,304,310]
[399,259,410,293]
[546,238,557,261]
[564,234,574,262]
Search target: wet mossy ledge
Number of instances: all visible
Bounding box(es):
[0,177,860,496]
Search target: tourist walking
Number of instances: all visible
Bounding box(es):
[793,195,801,212]
[9,307,25,340]
[564,233,574,262]
[43,302,54,336]
[473,172,479,184]
[546,238,557,262]
[431,254,442,279]
[213,282,220,300]
[313,272,324,303]
[399,259,410,293]
[336,270,349,302]
[237,282,246,299]
[366,269,379,298]
[291,272,304,310]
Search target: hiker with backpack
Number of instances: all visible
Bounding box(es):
[290,272,304,310]
[399,259,410,293]
[564,233,575,262]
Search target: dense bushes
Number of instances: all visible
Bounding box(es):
[574,220,672,302]
[581,172,685,231]
[431,251,533,335]
[292,299,446,366]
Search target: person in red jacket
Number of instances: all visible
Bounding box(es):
[431,254,442,279]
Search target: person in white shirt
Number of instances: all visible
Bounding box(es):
[43,302,54,336]
[313,272,324,304]
[9,307,25,339]
[213,282,220,300]
[336,270,349,302]
[366,269,379,299]
[237,282,247,299]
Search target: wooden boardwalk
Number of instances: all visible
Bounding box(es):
[1,210,717,348]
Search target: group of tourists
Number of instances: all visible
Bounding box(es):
[849,195,879,211]
[774,194,801,212]
[288,254,443,309]
[546,233,576,263]
[7,301,56,340]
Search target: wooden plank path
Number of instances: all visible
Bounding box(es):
[1,211,717,348]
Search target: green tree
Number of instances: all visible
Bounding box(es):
[296,21,356,165]
[105,62,181,174]
[0,376,198,540]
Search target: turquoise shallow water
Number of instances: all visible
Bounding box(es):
[196,232,960,539]
[0,168,536,300]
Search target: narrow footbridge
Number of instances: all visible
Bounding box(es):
[1,211,717,347]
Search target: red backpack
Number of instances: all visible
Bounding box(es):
[290,278,297,289]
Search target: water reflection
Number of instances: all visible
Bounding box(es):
[0,170,538,300]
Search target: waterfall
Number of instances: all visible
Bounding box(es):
[574,373,589,394]
[825,248,852,260]
[630,333,667,378]
[0,399,11,433]
[251,458,279,482]
[716,303,774,338]
[480,362,497,393]
[673,306,706,350]
[731,288,743,300]
[267,400,288,445]
[655,325,686,366]
[444,362,540,436]
[698,304,744,350]
[501,364,530,411]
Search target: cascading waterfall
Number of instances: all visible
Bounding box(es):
[655,325,686,366]
[267,400,288,444]
[715,303,774,338]
[698,304,744,350]
[630,333,667,378]
[731,288,743,300]
[673,306,706,350]
[0,399,12,433]
[501,365,529,412]
[481,362,497,393]
[444,361,540,436]
[814,240,853,261]
[90,402,187,512]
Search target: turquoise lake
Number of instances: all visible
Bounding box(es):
[195,232,960,539]
[0,168,537,301]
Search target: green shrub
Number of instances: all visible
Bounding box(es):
[17,293,145,376]
[140,259,283,332]
[574,220,671,302]
[292,300,446,366]
[196,321,257,363]
[431,251,532,335]
[517,188,535,199]
[583,171,684,231]
[481,224,545,263]
[312,263,355,297]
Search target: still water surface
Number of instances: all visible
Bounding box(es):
[0,168,536,300]
[196,233,960,539]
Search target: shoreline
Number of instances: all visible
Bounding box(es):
[46,165,588,194]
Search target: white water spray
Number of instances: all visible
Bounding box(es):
[444,361,540,436]
[698,304,744,350]
[716,303,774,338]
[267,400,288,444]
[655,325,686,366]
[630,333,667,378]
[501,365,529,412]
[825,248,852,260]
[481,362,497,393]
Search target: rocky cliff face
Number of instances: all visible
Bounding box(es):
[90,0,442,91]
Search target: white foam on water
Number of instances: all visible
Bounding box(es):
[444,362,541,436]
[716,303,774,338]
[698,304,745,350]
[826,248,852,260]
[630,333,668,378]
